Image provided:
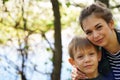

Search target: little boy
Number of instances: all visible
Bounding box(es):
[68,36,106,80]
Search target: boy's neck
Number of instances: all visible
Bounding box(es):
[86,71,99,79]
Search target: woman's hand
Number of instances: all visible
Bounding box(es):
[71,66,88,80]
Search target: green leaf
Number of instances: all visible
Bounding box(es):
[46,47,51,51]
[3,0,9,4]
[66,2,71,7]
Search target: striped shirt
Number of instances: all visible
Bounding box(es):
[106,50,120,80]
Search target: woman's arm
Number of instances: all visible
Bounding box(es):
[71,66,88,80]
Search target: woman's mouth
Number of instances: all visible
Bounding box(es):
[96,38,103,44]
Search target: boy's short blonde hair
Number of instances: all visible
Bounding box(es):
[68,36,100,59]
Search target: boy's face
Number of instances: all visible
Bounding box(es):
[72,46,101,76]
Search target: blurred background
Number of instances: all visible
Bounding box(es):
[0,0,120,80]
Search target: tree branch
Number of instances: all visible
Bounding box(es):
[110,5,120,9]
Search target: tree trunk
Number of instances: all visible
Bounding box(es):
[50,0,62,80]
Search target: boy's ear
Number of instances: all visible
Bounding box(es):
[68,58,75,66]
[98,51,102,61]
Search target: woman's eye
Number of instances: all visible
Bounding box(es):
[86,31,92,35]
[97,25,102,30]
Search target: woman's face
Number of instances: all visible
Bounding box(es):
[82,15,114,47]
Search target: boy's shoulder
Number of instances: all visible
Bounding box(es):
[85,74,112,80]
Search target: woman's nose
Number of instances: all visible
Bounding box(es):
[93,31,99,39]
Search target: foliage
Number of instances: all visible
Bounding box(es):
[0,0,120,80]
[0,0,54,44]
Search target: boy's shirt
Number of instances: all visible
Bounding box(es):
[85,74,107,80]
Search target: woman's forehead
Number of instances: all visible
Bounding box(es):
[82,15,104,30]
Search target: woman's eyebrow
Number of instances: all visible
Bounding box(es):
[95,23,101,27]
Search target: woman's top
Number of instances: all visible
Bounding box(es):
[99,29,120,80]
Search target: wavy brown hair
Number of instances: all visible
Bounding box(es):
[79,1,113,30]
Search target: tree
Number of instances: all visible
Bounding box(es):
[50,0,62,80]
[1,0,54,80]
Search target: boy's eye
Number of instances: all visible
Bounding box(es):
[89,53,95,56]
[77,55,83,59]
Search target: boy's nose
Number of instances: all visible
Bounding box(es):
[84,56,90,63]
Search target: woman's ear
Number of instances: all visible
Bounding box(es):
[98,51,102,62]
[109,19,114,29]
[68,58,75,66]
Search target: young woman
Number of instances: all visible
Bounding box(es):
[72,1,120,80]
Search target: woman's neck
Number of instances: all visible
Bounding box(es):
[106,44,120,54]
[104,31,120,54]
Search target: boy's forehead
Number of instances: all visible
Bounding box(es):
[76,45,96,53]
